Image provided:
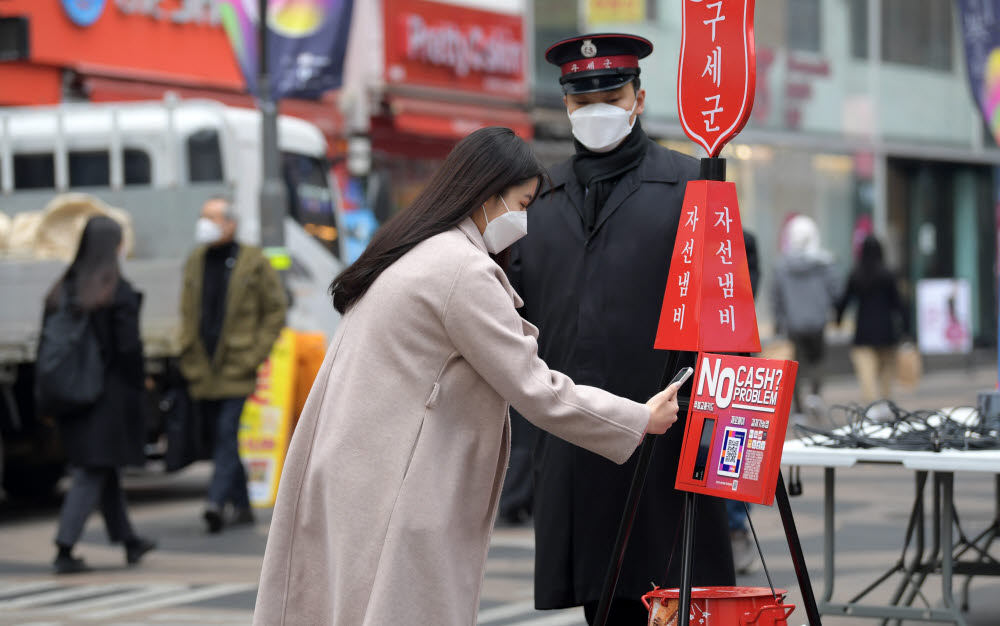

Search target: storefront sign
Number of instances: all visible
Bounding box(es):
[116,0,219,25]
[675,353,797,506]
[384,0,527,100]
[61,0,108,27]
[677,0,756,157]
[8,0,243,89]
[586,0,645,25]
[654,180,760,353]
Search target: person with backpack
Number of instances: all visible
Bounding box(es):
[38,216,155,574]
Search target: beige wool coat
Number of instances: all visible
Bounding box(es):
[253,218,650,626]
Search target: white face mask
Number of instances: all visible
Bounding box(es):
[481,195,528,254]
[568,98,638,153]
[195,217,224,245]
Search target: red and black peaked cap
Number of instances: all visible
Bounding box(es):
[545,33,653,95]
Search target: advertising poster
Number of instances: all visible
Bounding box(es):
[675,353,797,506]
[916,279,973,355]
[239,328,298,507]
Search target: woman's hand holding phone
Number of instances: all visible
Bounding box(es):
[644,367,693,435]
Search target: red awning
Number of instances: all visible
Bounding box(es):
[388,96,534,141]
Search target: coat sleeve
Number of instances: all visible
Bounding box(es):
[835,274,856,325]
[112,282,145,389]
[442,254,648,465]
[250,253,288,369]
[178,253,211,381]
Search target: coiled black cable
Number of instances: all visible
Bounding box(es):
[793,401,1000,451]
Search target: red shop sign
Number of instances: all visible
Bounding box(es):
[383,0,528,101]
[677,0,757,157]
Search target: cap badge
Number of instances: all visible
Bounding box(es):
[580,39,597,58]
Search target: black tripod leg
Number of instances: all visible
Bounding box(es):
[593,351,682,626]
[678,491,698,626]
[776,469,822,625]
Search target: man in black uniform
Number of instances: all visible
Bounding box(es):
[508,33,735,625]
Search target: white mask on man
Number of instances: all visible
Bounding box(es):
[568,98,638,153]
[194,217,224,245]
[481,195,528,254]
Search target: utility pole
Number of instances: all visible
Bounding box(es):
[258,0,287,253]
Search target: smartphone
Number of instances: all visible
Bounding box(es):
[669,366,694,387]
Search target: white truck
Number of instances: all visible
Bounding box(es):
[0,98,346,498]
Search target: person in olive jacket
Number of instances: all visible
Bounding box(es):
[180,197,286,533]
[46,216,156,574]
[509,34,735,624]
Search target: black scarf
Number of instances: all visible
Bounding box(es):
[571,119,649,232]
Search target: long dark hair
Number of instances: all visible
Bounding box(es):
[47,215,122,312]
[330,127,545,313]
[852,234,888,291]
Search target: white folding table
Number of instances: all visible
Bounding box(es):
[782,428,1000,625]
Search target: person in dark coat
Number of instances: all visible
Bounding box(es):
[509,34,735,624]
[43,216,155,574]
[835,234,909,404]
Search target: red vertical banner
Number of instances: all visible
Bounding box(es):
[701,182,759,352]
[654,181,760,353]
[677,0,756,157]
[655,183,707,351]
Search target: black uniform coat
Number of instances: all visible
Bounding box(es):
[508,139,735,609]
[49,279,146,468]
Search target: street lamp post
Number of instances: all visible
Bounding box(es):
[258,0,286,250]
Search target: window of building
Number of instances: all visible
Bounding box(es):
[187,129,224,182]
[848,0,868,59]
[69,150,110,187]
[13,153,55,189]
[124,148,152,186]
[787,0,821,53]
[882,0,953,70]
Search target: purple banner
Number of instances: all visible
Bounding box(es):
[958,0,1000,143]
[219,0,354,100]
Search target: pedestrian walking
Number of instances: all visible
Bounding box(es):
[179,197,286,533]
[770,215,840,415]
[508,34,735,625]
[42,216,155,574]
[253,127,685,626]
[836,234,909,405]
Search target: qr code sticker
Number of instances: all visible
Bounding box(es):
[724,437,741,465]
[717,427,747,478]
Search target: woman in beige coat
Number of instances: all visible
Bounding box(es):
[253,128,682,625]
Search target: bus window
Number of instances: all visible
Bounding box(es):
[69,150,110,187]
[187,129,224,182]
[124,148,152,186]
[13,153,55,189]
[283,152,339,259]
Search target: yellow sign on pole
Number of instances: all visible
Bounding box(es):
[587,0,645,24]
[238,328,297,508]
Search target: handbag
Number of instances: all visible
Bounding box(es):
[896,342,922,388]
[34,290,105,416]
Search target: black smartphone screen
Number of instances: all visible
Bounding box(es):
[692,416,716,481]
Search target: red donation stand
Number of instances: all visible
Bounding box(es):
[675,354,797,505]
[594,1,821,625]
